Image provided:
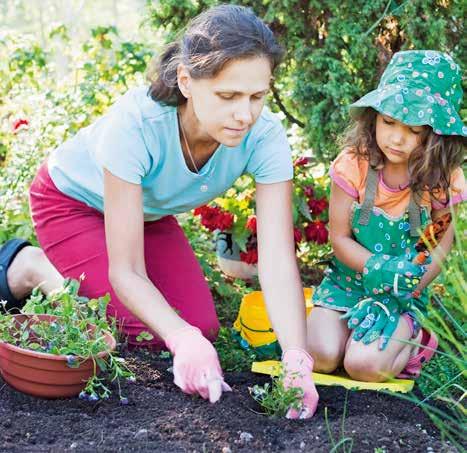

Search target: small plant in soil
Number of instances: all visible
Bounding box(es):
[0,277,135,401]
[135,331,154,343]
[249,367,304,417]
[325,390,353,453]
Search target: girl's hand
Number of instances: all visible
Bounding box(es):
[363,254,427,303]
[341,296,401,350]
[165,326,232,402]
[282,348,319,419]
[357,298,400,350]
[341,297,374,331]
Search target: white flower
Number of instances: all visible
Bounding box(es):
[422,51,441,66]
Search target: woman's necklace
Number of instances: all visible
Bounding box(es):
[178,111,209,192]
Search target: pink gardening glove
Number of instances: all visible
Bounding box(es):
[165,326,232,402]
[282,348,319,419]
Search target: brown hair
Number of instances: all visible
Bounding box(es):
[146,4,284,106]
[341,108,466,205]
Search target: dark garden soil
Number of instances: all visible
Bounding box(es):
[0,348,457,453]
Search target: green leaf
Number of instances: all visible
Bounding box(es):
[28,342,42,350]
[292,204,299,224]
[136,331,154,342]
[87,299,99,311]
[96,357,108,371]
[298,197,312,221]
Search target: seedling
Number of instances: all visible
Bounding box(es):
[136,331,154,342]
[249,366,304,417]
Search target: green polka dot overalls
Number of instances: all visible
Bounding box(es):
[313,168,430,313]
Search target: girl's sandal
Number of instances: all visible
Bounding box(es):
[397,328,438,379]
[0,238,31,312]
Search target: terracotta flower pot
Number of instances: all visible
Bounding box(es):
[0,314,116,399]
[215,231,258,280]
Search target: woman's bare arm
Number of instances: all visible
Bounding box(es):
[103,168,189,341]
[255,180,307,351]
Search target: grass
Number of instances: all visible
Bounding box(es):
[214,326,259,372]
[325,390,354,453]
[398,204,466,449]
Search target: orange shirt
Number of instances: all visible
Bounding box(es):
[329,148,466,217]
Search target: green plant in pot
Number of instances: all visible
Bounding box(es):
[0,277,134,401]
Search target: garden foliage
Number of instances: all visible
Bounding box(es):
[0,277,135,401]
[0,26,152,242]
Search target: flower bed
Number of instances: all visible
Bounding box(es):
[193,157,330,268]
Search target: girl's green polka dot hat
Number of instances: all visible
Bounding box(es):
[350,50,466,136]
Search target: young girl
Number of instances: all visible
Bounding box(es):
[28,5,318,418]
[308,50,465,382]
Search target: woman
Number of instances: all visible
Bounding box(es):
[29,5,318,418]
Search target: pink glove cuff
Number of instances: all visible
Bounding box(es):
[164,325,202,354]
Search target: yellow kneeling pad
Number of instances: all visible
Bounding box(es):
[251,360,414,394]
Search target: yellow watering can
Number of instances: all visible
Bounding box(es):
[232,288,313,357]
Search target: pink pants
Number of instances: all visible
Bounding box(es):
[29,162,220,348]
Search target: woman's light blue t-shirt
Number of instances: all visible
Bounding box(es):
[48,87,293,221]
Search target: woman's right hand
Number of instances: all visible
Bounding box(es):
[165,326,232,402]
[282,348,319,419]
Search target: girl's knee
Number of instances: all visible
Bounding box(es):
[309,344,343,373]
[343,352,391,382]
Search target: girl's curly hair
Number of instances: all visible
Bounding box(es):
[340,108,466,206]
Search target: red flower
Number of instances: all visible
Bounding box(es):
[246,216,257,234]
[194,205,233,232]
[294,156,310,167]
[216,211,234,231]
[293,227,303,244]
[240,247,258,265]
[304,186,314,198]
[307,197,328,216]
[12,118,29,133]
[193,205,209,216]
[304,220,328,244]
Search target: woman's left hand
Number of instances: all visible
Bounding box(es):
[282,348,319,419]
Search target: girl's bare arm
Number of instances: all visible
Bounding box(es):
[329,182,372,272]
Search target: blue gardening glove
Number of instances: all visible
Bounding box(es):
[362,254,427,304]
[341,296,401,350]
[341,297,375,331]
